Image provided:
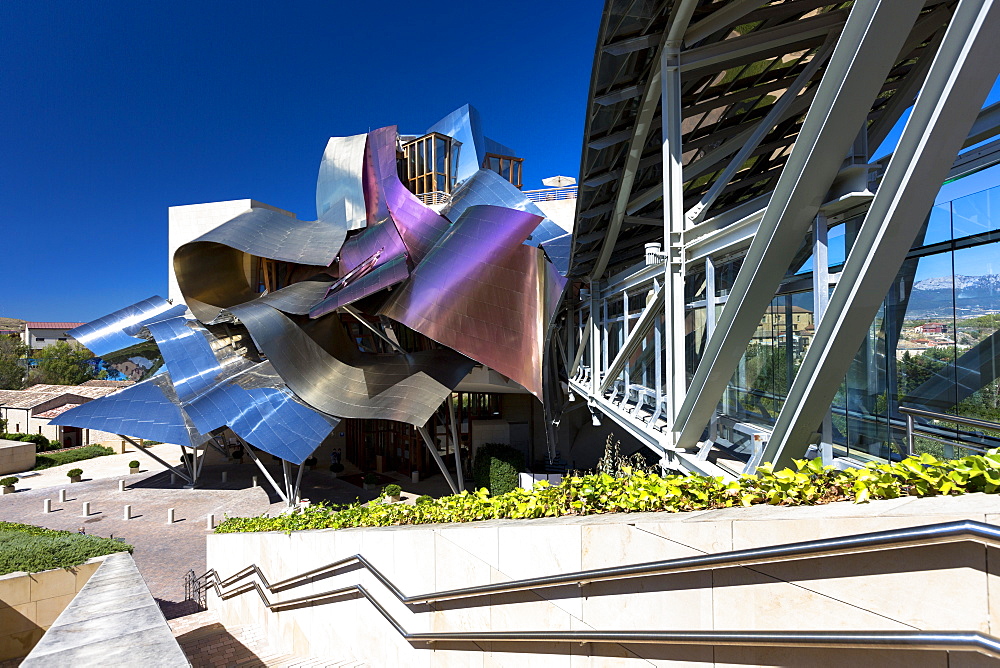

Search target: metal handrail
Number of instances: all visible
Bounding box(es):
[900,406,1000,456]
[199,520,1000,657]
[522,186,578,202]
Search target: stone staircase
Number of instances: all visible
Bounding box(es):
[169,610,365,667]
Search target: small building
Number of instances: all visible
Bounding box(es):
[0,383,129,447]
[915,322,948,334]
[22,322,85,350]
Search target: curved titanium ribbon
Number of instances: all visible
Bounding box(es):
[228,301,475,426]
[379,205,566,399]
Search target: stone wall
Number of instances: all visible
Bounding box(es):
[207,494,1000,667]
[0,439,35,476]
[0,556,106,661]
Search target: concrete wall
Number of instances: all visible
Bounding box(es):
[207,493,1000,667]
[0,556,106,661]
[0,440,35,476]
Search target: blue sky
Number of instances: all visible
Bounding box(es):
[0,0,601,321]
[3,3,999,322]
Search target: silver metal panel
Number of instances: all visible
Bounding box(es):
[316,133,368,232]
[68,296,186,356]
[309,255,410,318]
[143,316,337,463]
[254,278,336,315]
[425,104,486,185]
[49,373,212,447]
[379,205,565,399]
[228,301,475,426]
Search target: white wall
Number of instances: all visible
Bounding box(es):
[207,493,1000,667]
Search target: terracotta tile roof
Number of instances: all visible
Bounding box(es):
[23,384,120,399]
[35,403,82,419]
[24,322,86,330]
[1,390,68,409]
[80,380,136,388]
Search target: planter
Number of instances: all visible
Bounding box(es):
[363,483,373,491]
[129,467,140,474]
[388,495,401,503]
[69,476,81,483]
[2,486,13,495]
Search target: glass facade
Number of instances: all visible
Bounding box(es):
[705,183,1000,462]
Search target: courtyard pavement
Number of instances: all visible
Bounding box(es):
[0,443,461,618]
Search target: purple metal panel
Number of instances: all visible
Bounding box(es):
[310,254,410,318]
[379,205,566,399]
[366,126,453,263]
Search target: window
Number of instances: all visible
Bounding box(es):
[482,153,523,189]
[400,133,458,199]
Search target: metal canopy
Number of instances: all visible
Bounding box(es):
[570,0,954,281]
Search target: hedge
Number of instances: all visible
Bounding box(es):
[472,443,522,496]
[34,445,115,471]
[1,433,61,451]
[0,521,133,575]
[215,450,1000,534]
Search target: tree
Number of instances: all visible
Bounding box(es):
[0,336,28,390]
[29,341,95,386]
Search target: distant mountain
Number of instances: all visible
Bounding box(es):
[909,274,1000,317]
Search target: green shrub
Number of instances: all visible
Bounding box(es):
[472,443,522,496]
[34,445,114,471]
[67,468,83,478]
[363,472,378,485]
[214,451,1000,535]
[415,495,433,505]
[0,477,16,487]
[128,460,140,469]
[384,484,402,497]
[0,522,132,576]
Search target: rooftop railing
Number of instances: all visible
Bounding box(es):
[523,186,578,202]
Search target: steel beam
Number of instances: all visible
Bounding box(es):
[417,425,459,495]
[242,445,288,504]
[448,395,464,491]
[119,435,193,485]
[683,0,769,46]
[762,0,1000,469]
[686,36,836,226]
[599,284,664,394]
[588,0,697,281]
[673,0,926,451]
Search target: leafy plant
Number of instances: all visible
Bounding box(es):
[384,484,402,497]
[0,521,132,575]
[415,495,433,505]
[66,468,83,478]
[593,434,655,478]
[364,472,378,485]
[0,477,17,487]
[472,443,522,496]
[128,460,140,469]
[34,445,114,471]
[214,450,1000,535]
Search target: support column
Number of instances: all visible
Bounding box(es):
[242,445,288,504]
[673,0,926,451]
[811,215,834,454]
[448,395,465,491]
[417,425,459,494]
[120,435,192,485]
[661,42,687,435]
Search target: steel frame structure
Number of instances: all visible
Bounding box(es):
[561,0,1000,476]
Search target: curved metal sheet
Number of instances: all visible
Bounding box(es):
[367,126,452,264]
[309,255,410,318]
[379,205,566,398]
[174,205,345,322]
[49,373,212,447]
[541,233,572,276]
[143,316,337,463]
[255,277,336,315]
[316,133,368,232]
[426,104,486,185]
[68,296,186,356]
[338,214,408,274]
[440,168,565,246]
[227,301,475,426]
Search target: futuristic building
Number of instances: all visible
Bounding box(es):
[52,106,570,502]
[557,0,1000,478]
